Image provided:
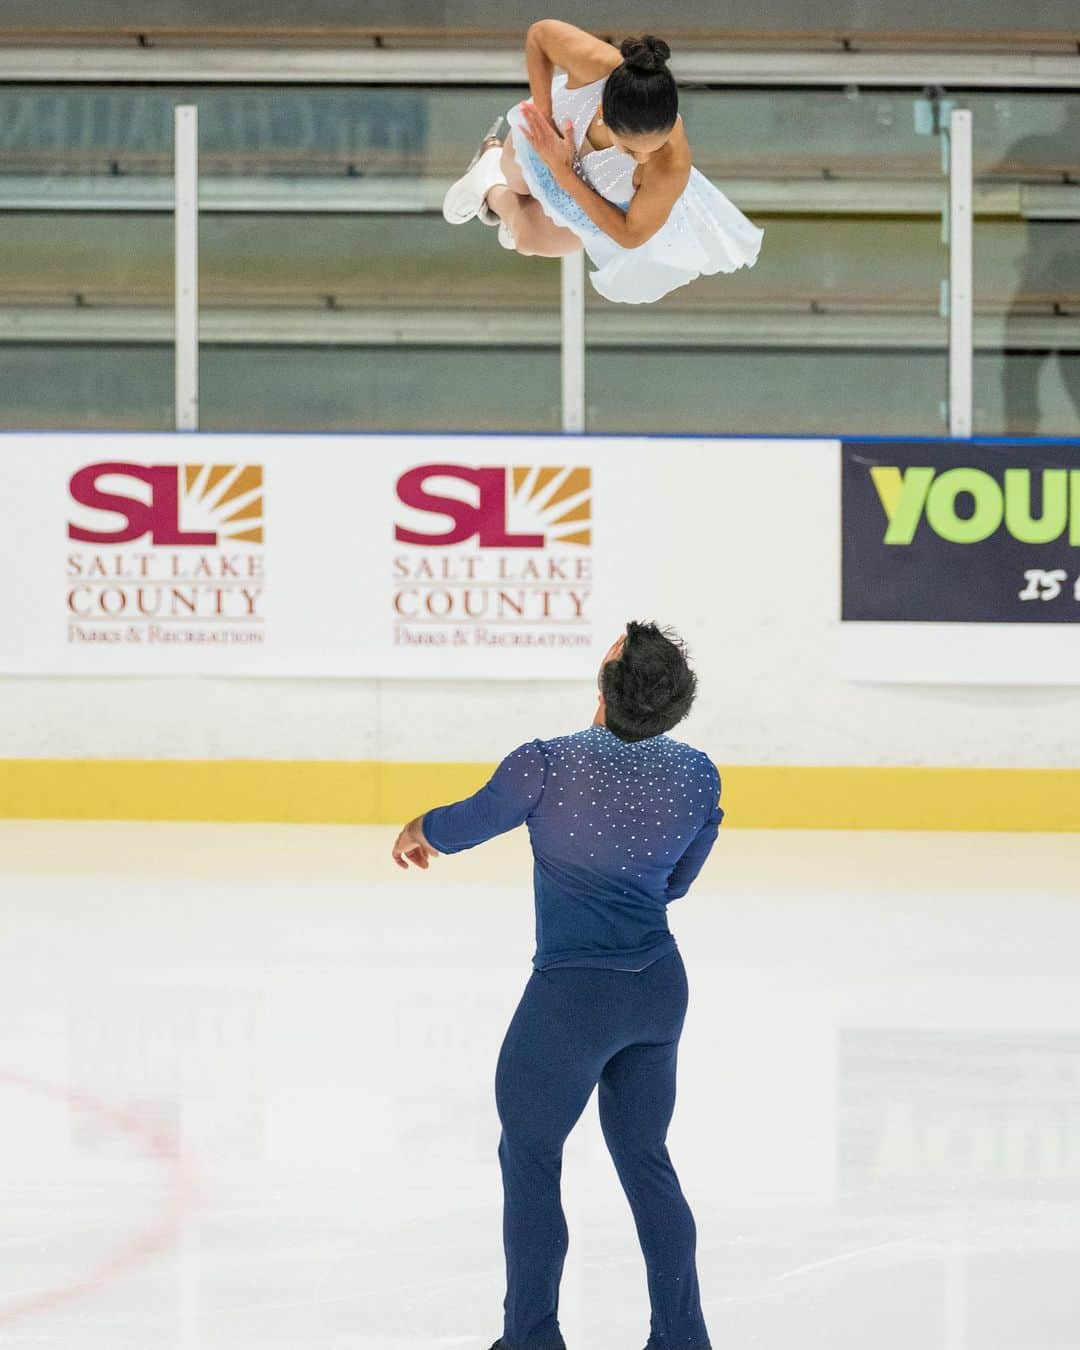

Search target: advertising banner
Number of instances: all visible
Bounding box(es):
[841,438,1080,684]
[0,432,661,678]
[8,430,1078,686]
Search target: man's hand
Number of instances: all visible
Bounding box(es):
[391,815,441,871]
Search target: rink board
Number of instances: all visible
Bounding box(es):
[0,430,1077,683]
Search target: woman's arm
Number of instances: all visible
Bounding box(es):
[555,154,689,249]
[526,19,622,114]
[523,23,556,121]
[518,100,690,249]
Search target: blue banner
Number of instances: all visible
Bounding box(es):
[842,438,1080,624]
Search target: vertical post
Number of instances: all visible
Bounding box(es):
[174,105,199,431]
[948,107,973,438]
[561,251,585,433]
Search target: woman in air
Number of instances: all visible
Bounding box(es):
[441,19,764,305]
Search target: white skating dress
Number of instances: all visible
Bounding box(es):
[505,71,764,304]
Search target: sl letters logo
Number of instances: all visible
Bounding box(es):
[68,462,264,545]
[394,463,592,549]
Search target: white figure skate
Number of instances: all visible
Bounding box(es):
[442,115,509,226]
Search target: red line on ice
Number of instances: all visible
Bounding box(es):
[0,1067,203,1326]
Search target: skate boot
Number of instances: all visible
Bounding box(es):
[442,115,509,225]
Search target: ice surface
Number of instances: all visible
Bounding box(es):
[0,822,1076,1349]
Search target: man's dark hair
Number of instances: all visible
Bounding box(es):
[601,619,698,742]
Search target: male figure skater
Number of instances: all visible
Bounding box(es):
[391,620,723,1350]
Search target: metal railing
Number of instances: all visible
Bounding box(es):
[948,109,973,437]
[4,45,1080,86]
[174,105,198,431]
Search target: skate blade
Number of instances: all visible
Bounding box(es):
[464,114,509,171]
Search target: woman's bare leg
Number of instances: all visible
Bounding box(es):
[487,185,582,257]
[499,136,531,195]
[482,132,583,258]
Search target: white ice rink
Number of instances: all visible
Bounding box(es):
[0,822,1077,1349]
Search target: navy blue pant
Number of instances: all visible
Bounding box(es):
[494,947,710,1350]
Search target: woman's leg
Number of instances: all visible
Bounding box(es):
[499,135,531,195]
[487,185,583,258]
[597,954,711,1349]
[486,132,583,258]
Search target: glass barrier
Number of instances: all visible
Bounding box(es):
[586,349,949,436]
[6,85,1076,186]
[0,345,562,433]
[967,92,1080,435]
[0,83,1077,434]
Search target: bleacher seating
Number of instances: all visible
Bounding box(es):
[0,16,1077,433]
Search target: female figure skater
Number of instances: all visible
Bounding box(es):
[391,621,723,1350]
[441,20,763,304]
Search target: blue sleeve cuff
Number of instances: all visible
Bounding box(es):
[420,807,452,854]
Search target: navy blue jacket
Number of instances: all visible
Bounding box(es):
[422,723,723,971]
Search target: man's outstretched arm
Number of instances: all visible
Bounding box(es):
[391,740,547,870]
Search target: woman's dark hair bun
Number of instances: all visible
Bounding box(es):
[619,34,671,73]
[604,34,678,135]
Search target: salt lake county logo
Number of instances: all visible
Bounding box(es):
[392,464,593,649]
[66,462,266,648]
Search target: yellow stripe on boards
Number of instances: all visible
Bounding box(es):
[723,765,1080,832]
[0,760,1078,831]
